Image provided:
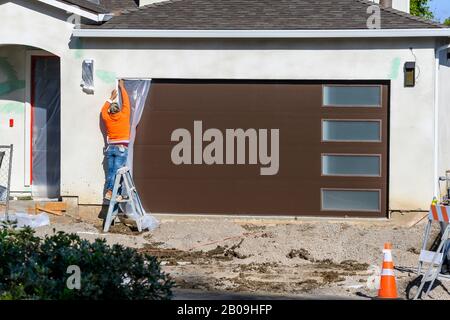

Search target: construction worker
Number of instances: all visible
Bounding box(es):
[101,79,131,200]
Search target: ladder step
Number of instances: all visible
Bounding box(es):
[104,168,146,233]
[420,250,444,264]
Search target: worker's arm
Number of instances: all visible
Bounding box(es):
[119,80,131,118]
[102,89,118,117]
[101,100,110,118]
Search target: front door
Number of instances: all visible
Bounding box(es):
[31,56,61,199]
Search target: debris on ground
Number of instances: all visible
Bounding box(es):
[23,207,449,300]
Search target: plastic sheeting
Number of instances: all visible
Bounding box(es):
[32,57,61,199]
[0,212,50,228]
[117,79,158,231]
[81,59,94,93]
[121,79,152,173]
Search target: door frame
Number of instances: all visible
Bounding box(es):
[25,50,59,188]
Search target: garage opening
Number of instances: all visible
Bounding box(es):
[133,80,388,217]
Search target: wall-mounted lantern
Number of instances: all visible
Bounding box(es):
[81,59,94,94]
[404,62,416,87]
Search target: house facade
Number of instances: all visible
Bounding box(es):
[1,0,450,217]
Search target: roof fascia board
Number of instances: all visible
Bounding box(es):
[36,0,112,22]
[73,28,450,38]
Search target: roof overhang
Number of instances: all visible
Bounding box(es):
[73,28,450,38]
[36,0,113,23]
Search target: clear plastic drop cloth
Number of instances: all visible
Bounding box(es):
[0,212,50,228]
[121,80,152,174]
[32,58,61,199]
[118,79,158,231]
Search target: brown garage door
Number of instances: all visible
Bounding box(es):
[134,80,388,217]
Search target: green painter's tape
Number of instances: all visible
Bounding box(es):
[389,57,401,80]
[0,57,25,96]
[0,102,24,115]
[96,70,117,84]
[0,80,25,96]
[73,38,84,59]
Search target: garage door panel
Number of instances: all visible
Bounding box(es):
[149,82,322,113]
[135,178,239,213]
[136,114,324,147]
[134,80,388,217]
[135,145,330,179]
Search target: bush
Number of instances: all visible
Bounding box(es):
[0,222,174,300]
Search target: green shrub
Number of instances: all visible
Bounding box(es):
[0,222,174,300]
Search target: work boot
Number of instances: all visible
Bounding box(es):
[105,190,112,201]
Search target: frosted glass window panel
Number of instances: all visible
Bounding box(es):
[323,86,381,107]
[323,120,381,142]
[322,155,381,176]
[322,190,380,211]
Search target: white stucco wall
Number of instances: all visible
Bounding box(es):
[71,37,438,210]
[0,45,27,192]
[437,48,450,197]
[0,0,445,214]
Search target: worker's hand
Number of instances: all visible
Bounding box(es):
[118,79,125,88]
[110,89,118,101]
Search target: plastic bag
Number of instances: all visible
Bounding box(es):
[1,212,50,228]
[81,59,94,93]
[124,211,159,232]
[141,213,159,231]
[0,185,6,202]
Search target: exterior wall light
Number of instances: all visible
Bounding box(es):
[404,62,416,87]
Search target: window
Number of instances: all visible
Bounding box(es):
[321,189,380,212]
[322,154,381,176]
[322,120,381,142]
[323,86,381,107]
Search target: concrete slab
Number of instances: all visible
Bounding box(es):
[6,200,430,229]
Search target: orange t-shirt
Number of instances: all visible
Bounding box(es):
[101,86,131,144]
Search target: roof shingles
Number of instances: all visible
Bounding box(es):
[89,0,443,30]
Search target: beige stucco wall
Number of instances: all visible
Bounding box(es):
[0,0,446,214]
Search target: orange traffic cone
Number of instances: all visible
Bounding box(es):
[378,242,398,299]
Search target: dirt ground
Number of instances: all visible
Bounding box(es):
[7,201,450,300]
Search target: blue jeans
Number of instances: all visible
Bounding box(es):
[105,145,128,191]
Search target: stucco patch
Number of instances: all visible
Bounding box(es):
[389,57,401,80]
[0,57,25,96]
[0,102,24,115]
[96,70,116,84]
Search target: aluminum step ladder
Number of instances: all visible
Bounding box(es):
[414,204,450,299]
[103,166,146,233]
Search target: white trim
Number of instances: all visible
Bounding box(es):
[73,28,450,38]
[36,0,113,22]
[434,44,450,198]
